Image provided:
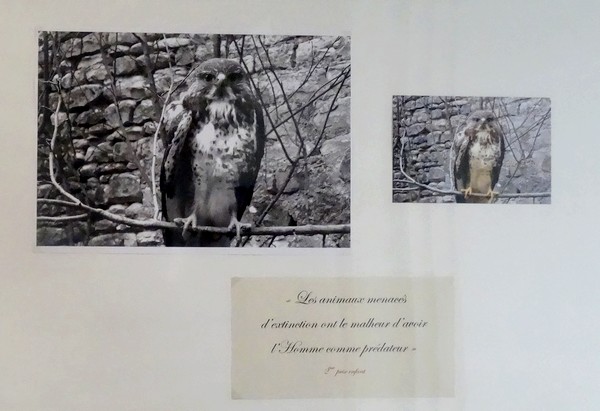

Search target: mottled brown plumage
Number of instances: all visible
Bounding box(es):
[160,58,265,246]
[451,110,505,203]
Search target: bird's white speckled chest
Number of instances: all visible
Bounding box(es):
[469,131,501,170]
[190,101,256,180]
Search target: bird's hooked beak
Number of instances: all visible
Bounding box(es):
[211,72,233,101]
[477,117,491,130]
[215,72,226,86]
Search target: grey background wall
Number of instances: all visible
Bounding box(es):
[2,1,600,411]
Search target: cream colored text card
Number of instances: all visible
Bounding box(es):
[231,277,454,399]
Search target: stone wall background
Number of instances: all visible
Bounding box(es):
[392,96,551,204]
[37,32,351,246]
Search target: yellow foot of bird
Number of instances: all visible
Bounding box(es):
[485,189,499,203]
[461,187,473,199]
[228,217,251,243]
[174,214,197,240]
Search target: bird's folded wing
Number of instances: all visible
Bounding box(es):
[161,102,193,195]
[451,128,469,187]
[491,126,506,187]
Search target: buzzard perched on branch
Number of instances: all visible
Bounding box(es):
[451,110,505,203]
[160,58,265,246]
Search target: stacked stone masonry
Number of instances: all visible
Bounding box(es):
[37,33,351,246]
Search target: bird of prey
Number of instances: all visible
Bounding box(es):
[160,58,265,246]
[451,110,505,203]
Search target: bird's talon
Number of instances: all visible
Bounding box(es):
[174,215,197,239]
[228,219,251,242]
[461,187,473,198]
[486,189,499,203]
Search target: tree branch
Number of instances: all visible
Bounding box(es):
[395,137,549,199]
[38,193,349,235]
[392,182,550,199]
[132,33,161,105]
[45,96,349,239]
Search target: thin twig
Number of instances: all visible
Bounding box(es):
[49,97,86,207]
[253,36,282,118]
[38,198,84,207]
[233,38,295,164]
[308,68,349,157]
[132,33,161,104]
[256,36,306,154]
[266,66,350,138]
[256,62,350,225]
[38,214,88,222]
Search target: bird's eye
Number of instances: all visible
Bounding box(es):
[201,72,215,82]
[472,117,478,122]
[228,71,244,82]
[487,117,493,122]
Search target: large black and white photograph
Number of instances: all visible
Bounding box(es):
[392,96,551,204]
[36,32,351,247]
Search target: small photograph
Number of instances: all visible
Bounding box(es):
[392,96,551,204]
[37,32,350,247]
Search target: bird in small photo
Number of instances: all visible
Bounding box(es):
[160,58,265,246]
[451,110,505,203]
